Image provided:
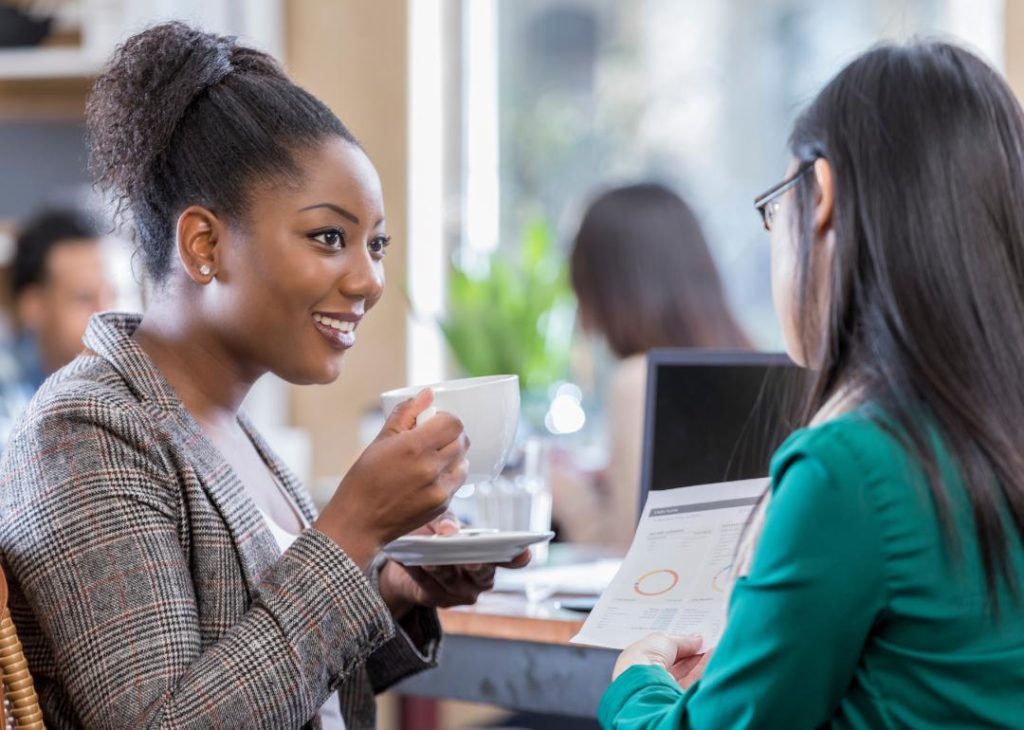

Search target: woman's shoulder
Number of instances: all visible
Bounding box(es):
[24,354,149,424]
[768,407,938,552]
[0,359,180,539]
[4,353,168,473]
[771,406,913,487]
[763,409,933,585]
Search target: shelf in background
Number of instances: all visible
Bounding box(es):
[0,47,104,80]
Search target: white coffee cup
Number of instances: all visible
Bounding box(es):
[381,375,520,484]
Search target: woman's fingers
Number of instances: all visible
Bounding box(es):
[417,412,466,451]
[674,651,712,689]
[422,564,457,582]
[404,566,456,605]
[437,460,470,497]
[436,430,469,461]
[672,633,705,661]
[612,632,704,681]
[426,512,461,536]
[421,564,490,604]
[383,389,434,434]
[669,652,705,682]
[461,564,496,590]
[498,549,532,569]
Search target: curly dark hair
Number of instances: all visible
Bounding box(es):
[86,21,358,281]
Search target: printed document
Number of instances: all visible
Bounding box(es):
[571,478,766,651]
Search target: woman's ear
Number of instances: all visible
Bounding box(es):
[176,206,223,284]
[812,157,835,238]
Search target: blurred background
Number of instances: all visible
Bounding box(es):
[0,1,1020,727]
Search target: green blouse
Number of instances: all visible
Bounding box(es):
[599,409,1024,729]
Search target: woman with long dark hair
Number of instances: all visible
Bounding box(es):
[557,184,749,549]
[571,184,749,360]
[600,42,1024,728]
[0,23,527,729]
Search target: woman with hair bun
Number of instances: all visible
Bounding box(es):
[0,22,526,729]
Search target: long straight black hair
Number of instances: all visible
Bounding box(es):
[789,41,1024,600]
[571,183,751,358]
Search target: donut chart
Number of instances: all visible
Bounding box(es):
[633,568,680,596]
[712,564,733,593]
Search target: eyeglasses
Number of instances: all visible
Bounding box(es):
[754,159,817,231]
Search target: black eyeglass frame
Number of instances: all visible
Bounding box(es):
[754,158,818,231]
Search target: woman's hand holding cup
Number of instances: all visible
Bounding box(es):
[314,389,470,570]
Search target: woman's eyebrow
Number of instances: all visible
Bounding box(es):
[298,202,360,225]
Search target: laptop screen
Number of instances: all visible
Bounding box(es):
[639,350,806,505]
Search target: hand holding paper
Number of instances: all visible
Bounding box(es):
[572,478,767,653]
[611,632,705,682]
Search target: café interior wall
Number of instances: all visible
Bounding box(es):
[285,0,412,490]
[1006,0,1024,100]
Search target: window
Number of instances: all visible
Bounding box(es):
[459,0,1004,348]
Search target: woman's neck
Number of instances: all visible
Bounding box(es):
[133,300,259,429]
[810,381,863,427]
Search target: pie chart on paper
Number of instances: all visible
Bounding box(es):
[633,568,679,597]
[712,564,732,593]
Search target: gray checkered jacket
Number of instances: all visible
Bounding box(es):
[0,312,440,729]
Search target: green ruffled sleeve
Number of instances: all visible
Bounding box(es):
[597,424,889,729]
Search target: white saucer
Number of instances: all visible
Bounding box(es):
[382,529,555,566]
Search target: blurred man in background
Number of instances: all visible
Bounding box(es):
[0,209,116,452]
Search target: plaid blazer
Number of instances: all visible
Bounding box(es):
[0,313,441,729]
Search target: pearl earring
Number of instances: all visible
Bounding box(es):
[199,264,212,276]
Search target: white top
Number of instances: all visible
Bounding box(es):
[258,507,346,730]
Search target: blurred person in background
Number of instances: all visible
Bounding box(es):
[0,209,115,452]
[555,183,750,551]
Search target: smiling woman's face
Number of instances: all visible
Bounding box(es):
[203,136,389,385]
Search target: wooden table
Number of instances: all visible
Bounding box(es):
[396,590,618,719]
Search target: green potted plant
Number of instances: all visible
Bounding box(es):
[439,218,576,431]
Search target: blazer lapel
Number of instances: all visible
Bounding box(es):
[82,312,299,595]
[175,414,282,594]
[239,414,319,525]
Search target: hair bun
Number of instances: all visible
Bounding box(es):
[229,45,284,77]
[83,20,350,282]
[86,21,236,203]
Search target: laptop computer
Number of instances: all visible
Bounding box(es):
[638,349,806,513]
